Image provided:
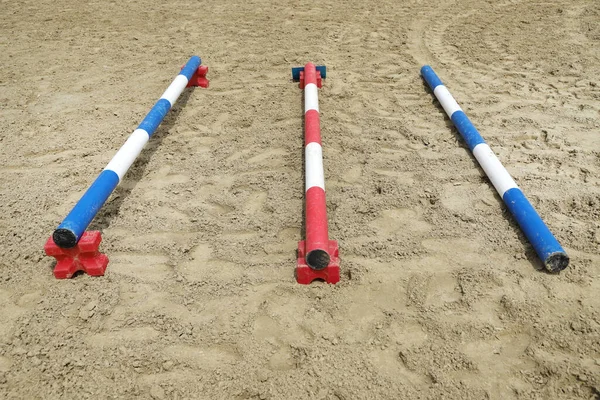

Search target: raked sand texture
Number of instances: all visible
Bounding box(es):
[0,0,599,399]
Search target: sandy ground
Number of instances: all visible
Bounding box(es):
[1,0,599,398]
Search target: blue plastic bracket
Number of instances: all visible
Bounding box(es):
[292,66,327,81]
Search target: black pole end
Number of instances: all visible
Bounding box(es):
[545,252,570,273]
[306,249,331,271]
[53,229,78,249]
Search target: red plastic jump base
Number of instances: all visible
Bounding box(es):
[297,70,323,89]
[186,65,209,88]
[44,231,109,279]
[296,240,340,284]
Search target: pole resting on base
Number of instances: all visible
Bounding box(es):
[292,62,340,284]
[44,231,108,279]
[47,56,208,278]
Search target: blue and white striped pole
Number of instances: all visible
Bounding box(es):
[421,65,569,272]
[53,56,205,248]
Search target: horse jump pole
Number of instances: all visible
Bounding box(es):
[421,65,569,272]
[292,63,340,284]
[45,56,209,279]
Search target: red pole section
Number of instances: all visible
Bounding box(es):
[292,63,340,284]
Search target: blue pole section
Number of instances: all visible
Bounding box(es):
[53,56,203,248]
[421,65,569,272]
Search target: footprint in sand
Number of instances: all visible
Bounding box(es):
[248,148,288,165]
[370,208,432,235]
[178,243,243,282]
[110,253,172,282]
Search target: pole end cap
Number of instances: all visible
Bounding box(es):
[544,252,569,273]
[52,229,78,249]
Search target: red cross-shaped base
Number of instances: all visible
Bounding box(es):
[297,70,323,89]
[186,65,209,88]
[44,231,109,279]
[296,240,340,284]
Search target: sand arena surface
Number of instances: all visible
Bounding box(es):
[1,0,599,398]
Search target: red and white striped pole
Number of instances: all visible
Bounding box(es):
[292,63,340,284]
